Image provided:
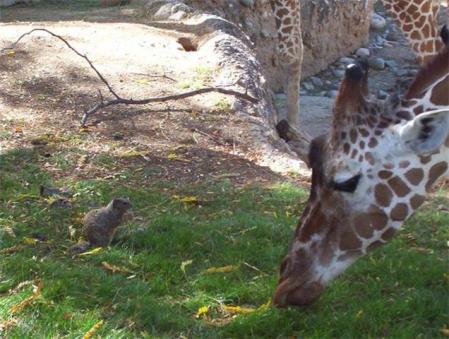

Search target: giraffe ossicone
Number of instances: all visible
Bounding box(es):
[273,27,449,308]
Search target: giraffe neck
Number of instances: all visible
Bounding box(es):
[382,0,443,63]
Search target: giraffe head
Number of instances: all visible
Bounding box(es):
[273,34,449,307]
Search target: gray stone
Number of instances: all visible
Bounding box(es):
[0,0,16,6]
[169,10,187,20]
[302,81,315,91]
[368,57,385,70]
[239,0,254,7]
[333,69,346,78]
[310,76,324,88]
[327,90,339,98]
[384,60,397,69]
[260,30,270,39]
[377,90,389,100]
[371,13,387,30]
[395,69,409,77]
[339,57,356,65]
[356,48,370,58]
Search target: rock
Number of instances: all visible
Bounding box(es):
[169,10,187,20]
[377,90,388,100]
[368,57,385,70]
[356,48,370,58]
[371,13,387,31]
[384,60,397,69]
[339,57,356,65]
[302,81,315,92]
[395,69,409,77]
[407,69,418,77]
[310,76,324,88]
[260,30,270,38]
[0,0,17,6]
[327,90,339,98]
[333,69,346,78]
[239,0,254,7]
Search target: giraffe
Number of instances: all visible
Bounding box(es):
[272,26,449,307]
[271,0,445,130]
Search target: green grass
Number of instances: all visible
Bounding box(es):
[0,146,448,338]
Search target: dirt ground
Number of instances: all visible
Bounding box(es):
[0,4,295,187]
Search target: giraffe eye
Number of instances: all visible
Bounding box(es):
[330,174,361,193]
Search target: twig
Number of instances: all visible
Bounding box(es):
[5,28,120,100]
[3,28,259,126]
[131,72,177,82]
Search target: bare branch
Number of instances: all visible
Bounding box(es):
[4,28,121,99]
[80,87,258,126]
[4,28,259,127]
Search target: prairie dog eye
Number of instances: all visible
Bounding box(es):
[330,174,361,193]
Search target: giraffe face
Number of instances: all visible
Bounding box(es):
[274,53,449,307]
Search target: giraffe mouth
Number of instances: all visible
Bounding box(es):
[273,278,324,307]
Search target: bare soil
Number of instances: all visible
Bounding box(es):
[0,5,292,187]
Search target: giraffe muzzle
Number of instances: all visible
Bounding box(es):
[273,278,324,308]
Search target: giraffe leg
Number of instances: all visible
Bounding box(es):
[286,54,302,128]
[271,0,303,129]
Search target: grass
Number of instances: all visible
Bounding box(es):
[0,143,448,338]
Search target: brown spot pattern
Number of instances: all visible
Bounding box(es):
[404,168,424,185]
[426,162,448,191]
[353,214,374,238]
[378,170,393,179]
[390,203,409,221]
[381,228,396,241]
[375,184,393,207]
[340,231,362,250]
[367,205,389,230]
[410,194,425,209]
[388,176,411,197]
[367,240,384,251]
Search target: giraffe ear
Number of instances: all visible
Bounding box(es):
[398,109,449,155]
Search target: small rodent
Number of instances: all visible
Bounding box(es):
[69,198,131,255]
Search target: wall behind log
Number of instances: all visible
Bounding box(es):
[185,0,373,91]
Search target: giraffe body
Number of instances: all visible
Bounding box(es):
[271,0,445,128]
[273,27,449,307]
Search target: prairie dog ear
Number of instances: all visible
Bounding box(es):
[398,109,449,155]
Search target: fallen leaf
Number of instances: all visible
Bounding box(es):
[204,265,239,274]
[10,280,42,314]
[222,305,255,314]
[0,244,25,254]
[172,195,199,205]
[0,318,18,332]
[7,50,15,56]
[78,247,103,256]
[83,320,104,339]
[441,326,449,336]
[356,309,364,319]
[195,306,209,318]
[23,237,38,245]
[258,299,271,311]
[167,152,178,160]
[101,261,134,274]
[136,79,150,85]
[181,259,193,274]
